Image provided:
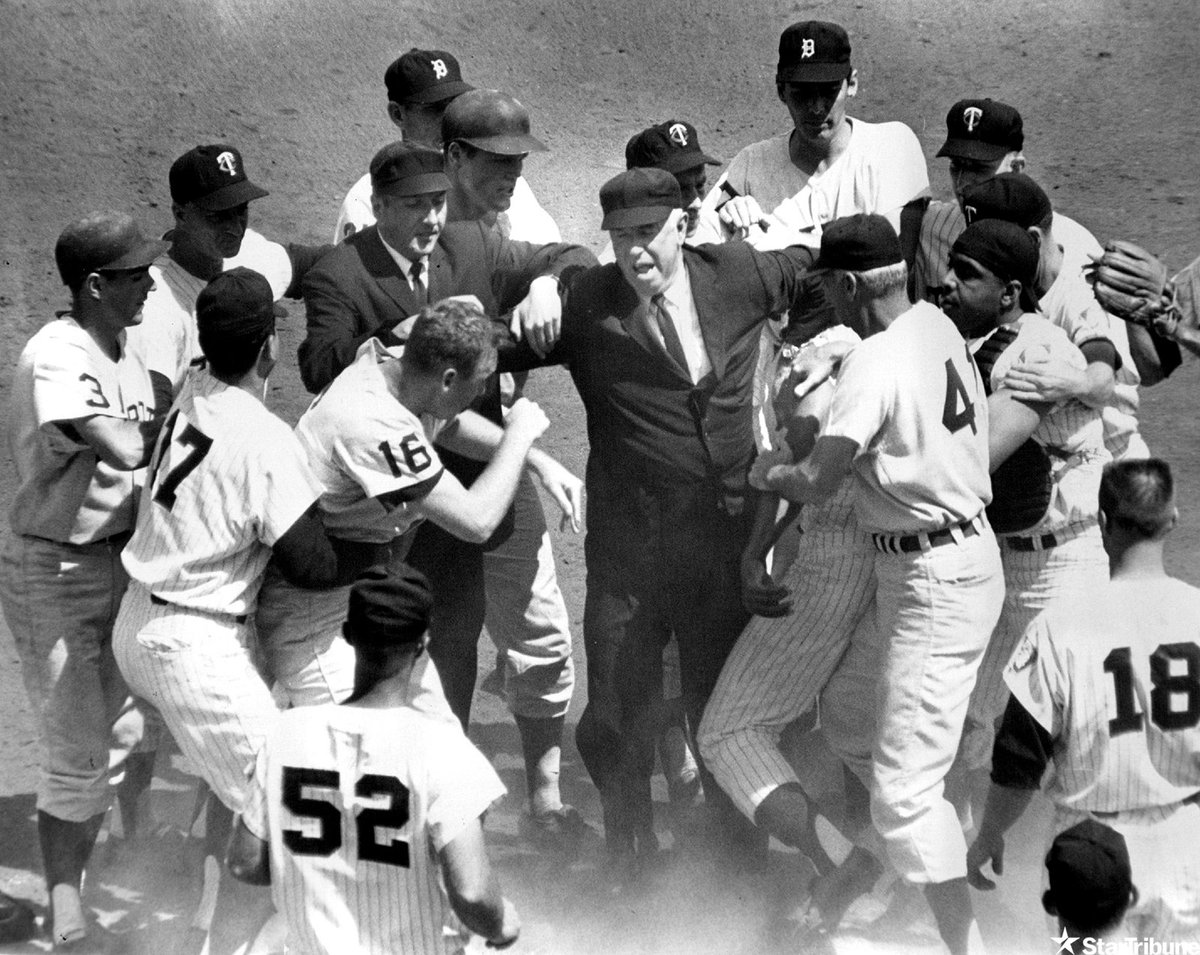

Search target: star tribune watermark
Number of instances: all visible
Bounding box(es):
[1053,929,1200,955]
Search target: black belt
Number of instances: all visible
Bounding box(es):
[1002,531,1062,552]
[872,517,981,555]
[150,592,248,624]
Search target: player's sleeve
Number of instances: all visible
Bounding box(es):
[241,742,271,841]
[332,412,445,509]
[508,178,562,243]
[333,177,375,245]
[32,338,130,450]
[422,726,507,851]
[1002,612,1067,737]
[990,693,1054,790]
[819,340,892,453]
[871,123,931,225]
[225,230,294,301]
[253,424,326,547]
[701,145,750,212]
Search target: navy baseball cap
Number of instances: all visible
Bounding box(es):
[169,145,269,211]
[961,173,1053,229]
[952,219,1040,309]
[813,214,902,271]
[196,267,277,358]
[55,211,169,287]
[343,564,433,649]
[1045,821,1133,932]
[777,21,853,84]
[384,49,473,105]
[937,98,1025,162]
[625,120,721,175]
[600,167,683,230]
[442,89,546,155]
[370,141,451,197]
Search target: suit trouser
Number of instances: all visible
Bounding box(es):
[411,471,574,728]
[575,474,755,850]
[0,533,145,822]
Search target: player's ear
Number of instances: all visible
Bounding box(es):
[257,332,279,378]
[1041,890,1059,918]
[1008,152,1027,174]
[83,272,104,301]
[171,202,188,225]
[370,192,385,219]
[441,366,458,391]
[1000,278,1021,311]
[845,69,859,97]
[387,101,405,130]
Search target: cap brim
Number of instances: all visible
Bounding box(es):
[374,172,451,197]
[459,133,548,155]
[404,80,474,105]
[656,151,722,175]
[193,179,270,211]
[601,205,675,230]
[936,138,1010,161]
[102,238,171,271]
[777,63,853,83]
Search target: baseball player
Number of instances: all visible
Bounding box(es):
[334,48,557,243]
[112,269,345,954]
[1043,821,1138,946]
[256,295,575,719]
[907,98,1026,304]
[959,173,1148,462]
[0,211,166,949]
[968,458,1200,945]
[939,218,1111,787]
[230,565,521,955]
[754,214,1003,955]
[126,142,327,404]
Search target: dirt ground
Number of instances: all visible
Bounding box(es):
[2,0,1200,952]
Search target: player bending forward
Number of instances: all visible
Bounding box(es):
[968,458,1200,945]
[229,564,520,955]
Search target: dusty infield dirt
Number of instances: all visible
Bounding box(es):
[2,1,1200,952]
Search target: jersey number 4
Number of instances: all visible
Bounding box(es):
[147,410,213,510]
[281,766,411,868]
[942,350,978,435]
[1104,643,1200,736]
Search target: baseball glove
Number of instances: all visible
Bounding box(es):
[1085,239,1180,335]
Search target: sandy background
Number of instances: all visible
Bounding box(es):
[2,0,1199,951]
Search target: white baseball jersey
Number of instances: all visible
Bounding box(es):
[241,701,506,955]
[334,173,559,244]
[702,118,929,233]
[126,229,293,391]
[122,368,323,615]
[973,314,1109,534]
[7,318,155,543]
[822,300,992,532]
[1005,576,1200,811]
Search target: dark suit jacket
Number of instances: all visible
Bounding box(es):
[298,221,595,394]
[503,241,815,498]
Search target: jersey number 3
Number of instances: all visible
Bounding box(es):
[281,766,411,868]
[1104,643,1200,736]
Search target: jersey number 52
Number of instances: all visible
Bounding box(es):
[281,766,412,868]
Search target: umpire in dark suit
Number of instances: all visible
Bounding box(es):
[504,168,816,874]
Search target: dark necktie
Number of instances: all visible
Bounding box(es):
[651,294,690,376]
[410,260,427,304]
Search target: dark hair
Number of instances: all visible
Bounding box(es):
[1099,458,1175,538]
[1042,888,1133,939]
[402,296,498,379]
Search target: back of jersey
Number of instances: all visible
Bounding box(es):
[253,704,504,955]
[1007,577,1200,812]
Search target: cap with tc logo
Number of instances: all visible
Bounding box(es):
[169,144,269,211]
[776,20,853,83]
[937,98,1025,162]
[384,48,473,105]
[625,120,721,175]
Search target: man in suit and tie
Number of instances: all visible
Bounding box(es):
[297,141,596,849]
[504,168,816,877]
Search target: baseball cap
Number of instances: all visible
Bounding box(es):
[384,48,473,105]
[961,173,1053,230]
[625,120,721,175]
[600,167,683,230]
[777,21,853,84]
[1045,821,1133,932]
[196,267,277,356]
[952,219,1040,306]
[343,564,433,649]
[169,145,269,211]
[812,214,902,271]
[55,211,169,287]
[369,141,451,197]
[937,98,1024,161]
[441,89,547,155]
